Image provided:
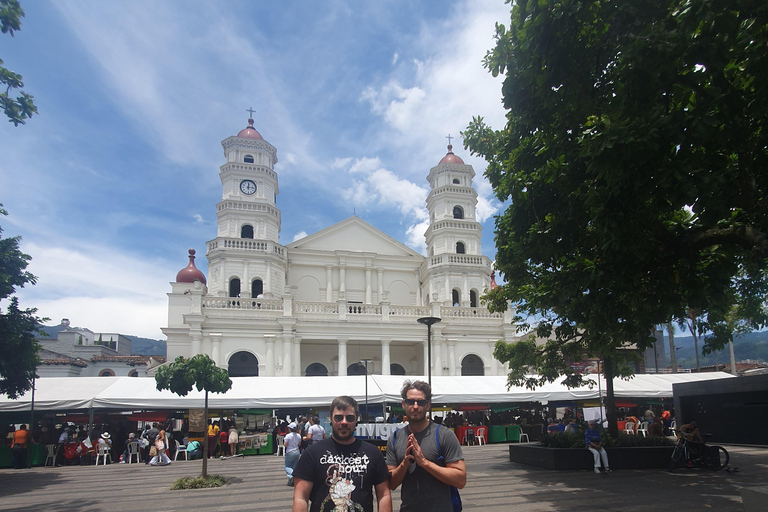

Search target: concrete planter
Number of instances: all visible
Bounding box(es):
[509,444,675,470]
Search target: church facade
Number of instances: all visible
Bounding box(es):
[163,117,517,377]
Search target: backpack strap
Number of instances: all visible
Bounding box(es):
[435,424,444,462]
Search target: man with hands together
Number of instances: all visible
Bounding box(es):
[386,380,466,512]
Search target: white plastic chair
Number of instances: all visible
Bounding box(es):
[475,427,487,446]
[464,429,476,446]
[95,444,112,465]
[275,435,285,456]
[44,444,56,466]
[518,432,530,443]
[174,440,188,461]
[127,442,142,464]
[624,422,636,434]
[637,422,649,437]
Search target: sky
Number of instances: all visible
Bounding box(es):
[0,1,512,340]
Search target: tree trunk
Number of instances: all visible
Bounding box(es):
[602,355,618,438]
[667,322,677,373]
[202,391,208,478]
[729,341,737,375]
[687,314,701,371]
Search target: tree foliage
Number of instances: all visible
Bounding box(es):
[465,0,768,434]
[0,204,43,399]
[1,0,37,126]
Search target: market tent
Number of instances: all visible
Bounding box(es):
[0,372,735,411]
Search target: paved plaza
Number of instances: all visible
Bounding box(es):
[1,443,766,511]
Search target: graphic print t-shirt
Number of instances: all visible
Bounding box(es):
[293,437,389,512]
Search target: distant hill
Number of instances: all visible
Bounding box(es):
[667,330,768,368]
[38,324,167,357]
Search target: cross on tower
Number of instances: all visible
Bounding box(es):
[246,107,256,118]
[446,134,453,146]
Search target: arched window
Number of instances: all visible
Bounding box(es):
[461,354,485,376]
[306,363,328,376]
[241,225,254,239]
[252,279,263,298]
[99,369,115,377]
[128,369,139,377]
[347,363,367,376]
[229,278,241,298]
[452,289,460,307]
[244,154,254,163]
[390,363,406,375]
[470,290,478,308]
[453,206,464,219]
[228,351,259,377]
[452,178,460,184]
[456,242,465,254]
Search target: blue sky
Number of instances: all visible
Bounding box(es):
[1,1,511,339]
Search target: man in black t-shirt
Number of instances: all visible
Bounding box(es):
[292,396,391,512]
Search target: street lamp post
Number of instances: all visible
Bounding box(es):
[417,316,441,389]
[360,358,373,423]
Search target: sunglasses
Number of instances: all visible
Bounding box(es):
[404,399,428,407]
[333,414,357,423]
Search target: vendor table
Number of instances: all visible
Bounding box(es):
[489,425,507,443]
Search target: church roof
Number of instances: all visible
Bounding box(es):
[176,249,207,284]
[439,144,465,165]
[237,117,264,140]
[287,216,424,258]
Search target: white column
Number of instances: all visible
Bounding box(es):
[377,268,383,303]
[489,340,499,376]
[339,263,346,294]
[338,338,348,376]
[415,271,421,305]
[293,335,302,376]
[265,260,272,297]
[423,340,429,376]
[434,337,442,376]
[265,334,275,376]
[282,332,293,376]
[219,261,228,296]
[242,262,250,298]
[448,340,457,376]
[381,338,391,375]
[326,265,333,302]
[365,263,372,304]
[190,329,202,356]
[210,333,222,366]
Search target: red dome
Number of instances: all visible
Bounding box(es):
[237,118,264,140]
[176,249,207,284]
[439,144,464,165]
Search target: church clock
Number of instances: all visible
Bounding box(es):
[240,179,256,195]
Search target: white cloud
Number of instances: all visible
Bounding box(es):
[193,214,205,224]
[293,231,308,242]
[15,241,176,339]
[392,52,399,65]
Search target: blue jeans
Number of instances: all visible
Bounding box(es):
[284,450,299,478]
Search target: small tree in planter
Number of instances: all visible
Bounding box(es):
[155,354,232,478]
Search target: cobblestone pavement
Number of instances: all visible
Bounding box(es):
[1,443,766,511]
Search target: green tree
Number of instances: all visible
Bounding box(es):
[0,204,43,399]
[1,0,37,126]
[155,354,232,477]
[465,0,768,436]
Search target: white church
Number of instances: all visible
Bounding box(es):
[163,117,518,378]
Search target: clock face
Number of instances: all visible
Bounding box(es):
[240,180,256,195]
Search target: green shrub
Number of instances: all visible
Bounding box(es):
[539,431,674,448]
[171,474,227,490]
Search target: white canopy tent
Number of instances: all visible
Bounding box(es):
[0,372,734,412]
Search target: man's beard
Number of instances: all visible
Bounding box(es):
[406,408,426,422]
[333,424,354,442]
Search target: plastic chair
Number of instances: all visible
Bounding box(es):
[624,422,636,434]
[518,432,530,443]
[475,427,487,446]
[44,444,56,466]
[637,422,649,437]
[464,429,476,446]
[174,440,188,461]
[275,435,285,456]
[127,442,142,464]
[95,444,112,465]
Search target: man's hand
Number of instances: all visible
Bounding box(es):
[408,433,428,467]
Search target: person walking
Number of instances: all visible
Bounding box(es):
[149,429,172,466]
[228,424,239,456]
[386,380,466,512]
[283,422,301,486]
[304,416,326,447]
[292,396,391,512]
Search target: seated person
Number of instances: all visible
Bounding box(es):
[121,433,141,463]
[186,439,203,459]
[625,416,640,434]
[564,419,579,433]
[679,421,702,443]
[648,418,664,437]
[585,420,611,474]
